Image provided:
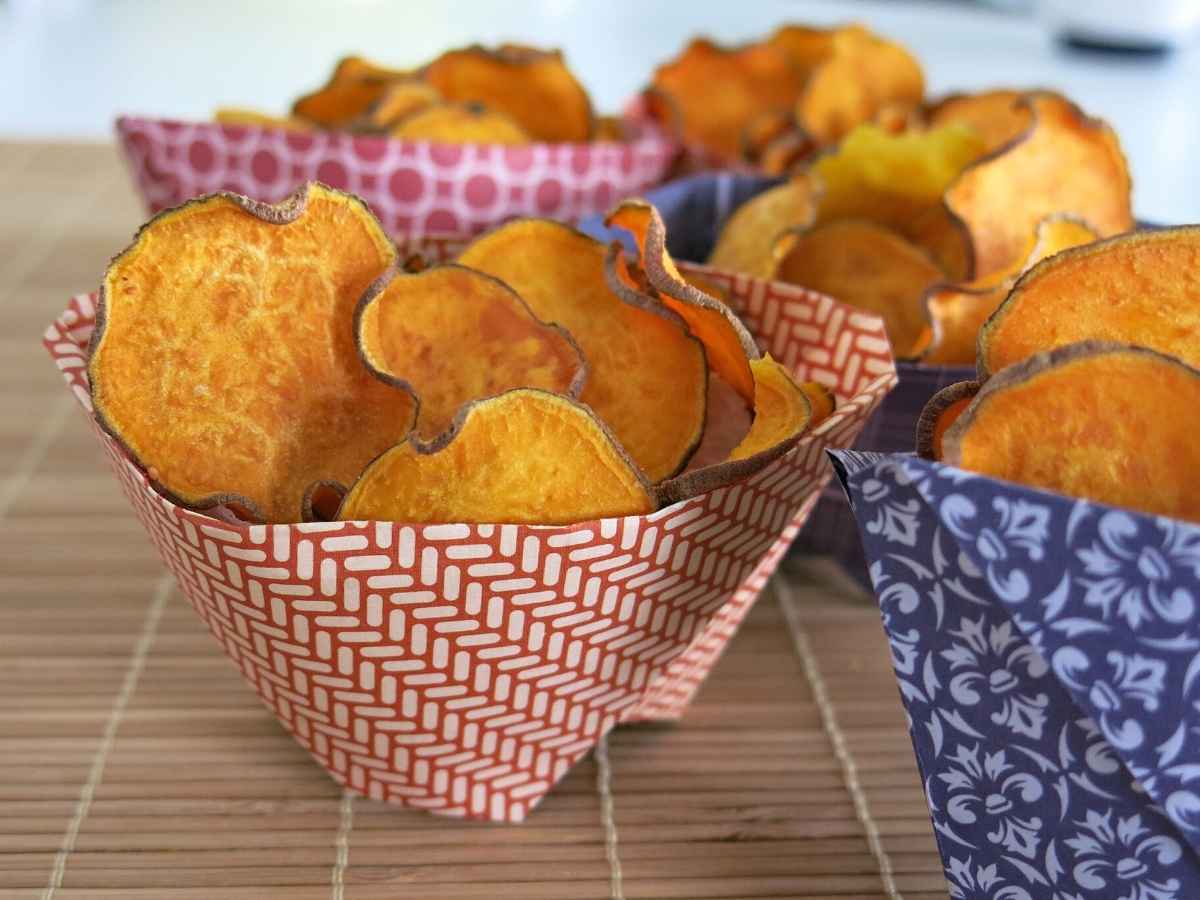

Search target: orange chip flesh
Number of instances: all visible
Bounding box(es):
[810,123,986,279]
[88,184,416,524]
[708,176,819,278]
[657,355,811,505]
[944,343,1200,523]
[331,56,409,85]
[977,226,1200,378]
[923,214,1100,366]
[758,129,818,176]
[422,45,593,143]
[356,264,585,440]
[458,220,707,482]
[766,24,836,77]
[799,381,837,425]
[647,38,806,161]
[945,92,1134,277]
[606,200,760,403]
[927,89,1032,153]
[389,103,531,145]
[361,80,442,130]
[915,380,980,460]
[771,220,944,359]
[873,101,924,135]
[729,356,812,461]
[214,108,312,132]
[338,390,655,525]
[796,26,925,145]
[740,108,798,164]
[594,115,629,142]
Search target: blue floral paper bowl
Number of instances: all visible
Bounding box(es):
[831,449,1200,900]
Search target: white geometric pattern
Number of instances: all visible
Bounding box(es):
[44,263,896,822]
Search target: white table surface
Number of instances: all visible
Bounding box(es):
[2,0,1197,223]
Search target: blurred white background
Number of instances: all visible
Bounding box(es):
[1,0,1197,222]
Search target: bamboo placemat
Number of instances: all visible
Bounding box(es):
[0,141,945,899]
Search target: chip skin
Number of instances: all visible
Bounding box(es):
[927,89,1032,153]
[458,220,708,483]
[657,355,812,506]
[944,92,1134,277]
[606,199,761,403]
[977,225,1200,378]
[356,264,586,439]
[915,379,980,460]
[389,103,531,145]
[922,213,1100,366]
[708,176,820,278]
[646,38,806,162]
[88,183,417,524]
[338,389,656,525]
[943,342,1200,523]
[771,219,944,359]
[422,44,593,143]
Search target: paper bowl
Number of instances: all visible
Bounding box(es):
[834,449,1200,895]
[115,115,679,237]
[44,241,896,822]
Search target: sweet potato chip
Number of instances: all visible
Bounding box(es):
[944,342,1200,523]
[339,389,655,524]
[771,219,944,358]
[360,80,442,130]
[728,356,812,460]
[647,38,806,162]
[594,115,629,142]
[356,264,585,439]
[708,177,819,278]
[389,103,531,145]
[978,226,1200,378]
[606,200,760,403]
[796,26,925,145]
[915,380,980,460]
[422,44,593,142]
[684,374,754,470]
[766,24,836,76]
[923,214,1100,365]
[88,183,416,523]
[214,108,312,132]
[292,57,405,128]
[810,123,985,279]
[758,129,818,175]
[927,89,1031,153]
[458,220,707,482]
[657,355,811,505]
[873,101,924,135]
[740,108,798,164]
[799,381,837,425]
[944,92,1133,276]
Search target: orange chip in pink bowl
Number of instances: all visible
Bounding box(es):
[45,233,895,822]
[116,116,679,237]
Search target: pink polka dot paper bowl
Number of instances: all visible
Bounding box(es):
[115,116,680,238]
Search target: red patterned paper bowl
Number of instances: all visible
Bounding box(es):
[115,116,680,237]
[44,246,896,822]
